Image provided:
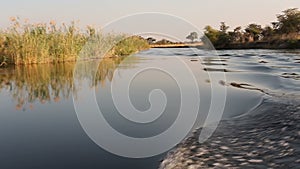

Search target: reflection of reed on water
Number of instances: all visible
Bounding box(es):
[0,56,136,110]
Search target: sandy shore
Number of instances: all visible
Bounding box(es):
[159,98,300,168]
[150,42,203,48]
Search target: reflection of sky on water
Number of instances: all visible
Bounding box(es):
[0,48,300,168]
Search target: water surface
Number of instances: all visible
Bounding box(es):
[0,48,299,168]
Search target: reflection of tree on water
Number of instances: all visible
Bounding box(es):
[0,56,136,110]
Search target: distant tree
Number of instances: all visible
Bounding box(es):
[218,22,231,45]
[146,37,156,44]
[276,8,300,34]
[186,32,198,42]
[245,23,263,41]
[234,26,242,32]
[262,26,274,40]
[232,26,244,43]
[155,39,173,45]
[271,22,280,30]
[217,32,231,45]
[202,26,220,45]
[202,24,231,47]
[220,22,229,33]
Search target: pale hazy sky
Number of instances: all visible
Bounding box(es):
[1,0,299,40]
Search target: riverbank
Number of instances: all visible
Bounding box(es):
[150,42,203,48]
[149,39,300,50]
[202,8,300,51]
[213,39,300,50]
[159,98,300,168]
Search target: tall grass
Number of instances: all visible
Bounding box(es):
[0,18,149,65]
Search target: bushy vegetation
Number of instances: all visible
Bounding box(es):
[201,8,300,48]
[113,36,150,56]
[0,18,149,65]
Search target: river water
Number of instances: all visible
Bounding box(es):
[0,48,299,168]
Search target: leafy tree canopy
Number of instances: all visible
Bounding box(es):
[276,8,300,34]
[186,32,198,42]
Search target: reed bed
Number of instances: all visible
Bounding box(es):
[0,18,149,65]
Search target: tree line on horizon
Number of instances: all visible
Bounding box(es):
[147,8,299,48]
[179,8,300,47]
[185,8,300,48]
